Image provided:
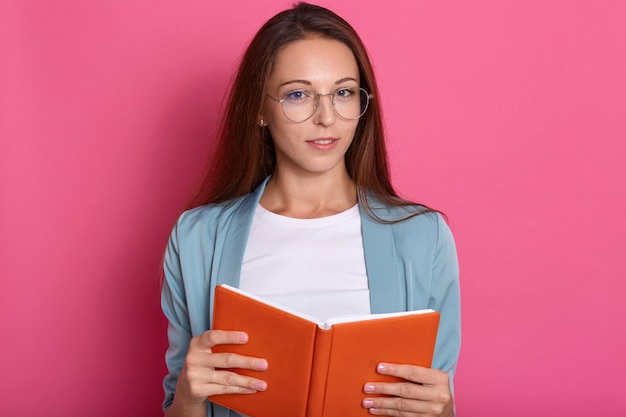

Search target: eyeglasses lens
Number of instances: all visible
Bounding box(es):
[281,88,371,122]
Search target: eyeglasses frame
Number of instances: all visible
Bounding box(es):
[265,87,374,123]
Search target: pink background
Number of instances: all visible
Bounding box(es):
[2,0,625,416]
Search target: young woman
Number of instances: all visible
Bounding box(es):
[162,3,460,417]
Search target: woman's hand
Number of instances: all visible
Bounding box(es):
[362,363,453,417]
[166,330,268,417]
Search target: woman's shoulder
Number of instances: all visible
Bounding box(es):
[171,195,249,237]
[391,208,446,240]
[365,198,453,246]
[171,179,268,242]
[366,196,441,226]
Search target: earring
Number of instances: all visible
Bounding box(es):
[259,118,266,126]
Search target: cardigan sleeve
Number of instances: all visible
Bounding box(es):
[160,211,233,417]
[161,217,194,412]
[429,214,461,395]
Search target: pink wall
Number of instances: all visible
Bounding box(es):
[2,1,625,416]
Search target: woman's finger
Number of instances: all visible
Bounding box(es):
[199,329,249,348]
[206,369,268,396]
[209,352,268,372]
[376,363,449,387]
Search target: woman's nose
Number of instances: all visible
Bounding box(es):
[313,93,336,125]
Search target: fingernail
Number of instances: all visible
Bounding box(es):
[255,359,268,370]
[377,363,387,373]
[255,381,267,391]
[362,399,374,407]
[364,383,375,393]
[237,333,249,342]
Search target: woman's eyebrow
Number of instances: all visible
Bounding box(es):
[278,79,312,88]
[335,77,358,85]
[278,77,359,88]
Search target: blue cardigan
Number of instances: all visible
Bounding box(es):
[162,179,461,415]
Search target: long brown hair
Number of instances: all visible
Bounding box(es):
[187,2,433,221]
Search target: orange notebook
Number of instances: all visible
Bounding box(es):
[210,284,440,417]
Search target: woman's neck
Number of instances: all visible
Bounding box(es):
[260,170,357,219]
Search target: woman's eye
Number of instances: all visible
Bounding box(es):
[284,90,311,102]
[335,88,356,100]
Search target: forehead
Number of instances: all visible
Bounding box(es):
[269,37,359,87]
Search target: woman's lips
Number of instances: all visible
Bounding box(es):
[306,137,339,150]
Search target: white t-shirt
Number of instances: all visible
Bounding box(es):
[239,203,370,322]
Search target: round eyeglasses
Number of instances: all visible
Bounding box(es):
[266,87,374,123]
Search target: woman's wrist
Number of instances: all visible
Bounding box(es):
[165,394,207,417]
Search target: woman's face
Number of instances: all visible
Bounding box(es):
[263,37,361,179]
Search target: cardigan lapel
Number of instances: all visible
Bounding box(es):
[360,203,406,314]
[215,179,269,289]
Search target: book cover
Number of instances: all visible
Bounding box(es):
[210,284,440,417]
